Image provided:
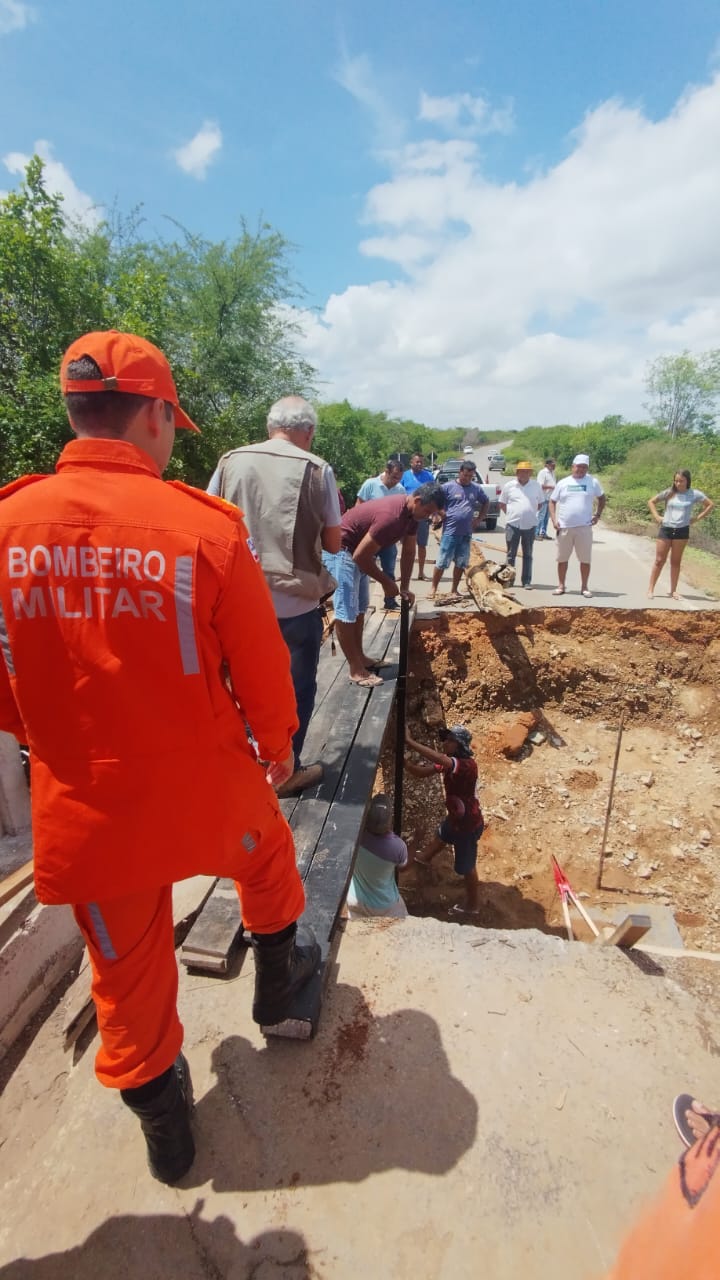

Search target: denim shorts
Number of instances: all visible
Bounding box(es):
[658,525,689,542]
[326,549,370,623]
[416,517,430,549]
[436,531,472,571]
[438,816,484,875]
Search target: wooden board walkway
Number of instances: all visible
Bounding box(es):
[181,606,404,1034]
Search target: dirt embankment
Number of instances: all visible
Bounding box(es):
[380,609,720,963]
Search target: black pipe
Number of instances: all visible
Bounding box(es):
[393,596,410,836]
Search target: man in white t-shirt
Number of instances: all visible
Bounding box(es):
[535,458,556,540]
[549,454,606,598]
[500,462,543,589]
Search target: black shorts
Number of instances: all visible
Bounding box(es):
[437,816,484,875]
[658,526,689,542]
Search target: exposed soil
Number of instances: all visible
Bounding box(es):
[378,609,720,963]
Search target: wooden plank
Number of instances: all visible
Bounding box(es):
[185,608,400,998]
[180,678,370,977]
[600,914,652,949]
[273,609,392,827]
[281,616,401,876]
[300,670,400,949]
[264,621,402,1039]
[0,858,33,908]
[180,878,243,973]
[310,638,346,714]
[276,685,371,875]
[266,685,398,1043]
[290,798,332,879]
[311,606,384,715]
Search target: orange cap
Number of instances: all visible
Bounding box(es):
[516,460,533,470]
[60,330,200,433]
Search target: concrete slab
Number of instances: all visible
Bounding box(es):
[591,904,685,950]
[0,916,718,1279]
[610,903,685,950]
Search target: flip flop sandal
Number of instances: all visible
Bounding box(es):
[581,589,593,598]
[448,903,481,917]
[349,673,383,688]
[552,588,565,596]
[365,658,394,670]
[673,1094,719,1148]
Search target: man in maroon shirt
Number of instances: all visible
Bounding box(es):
[326,483,444,687]
[405,724,484,914]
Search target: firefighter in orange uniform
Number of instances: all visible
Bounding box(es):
[603,1114,720,1280]
[0,331,319,1184]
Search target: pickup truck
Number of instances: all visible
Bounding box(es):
[433,463,500,531]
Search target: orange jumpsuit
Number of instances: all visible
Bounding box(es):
[0,438,305,1087]
[604,1122,720,1279]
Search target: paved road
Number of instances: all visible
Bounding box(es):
[423,441,718,613]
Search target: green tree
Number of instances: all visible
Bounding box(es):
[645,351,720,439]
[0,157,315,486]
[0,156,106,476]
[314,402,452,503]
[156,222,316,483]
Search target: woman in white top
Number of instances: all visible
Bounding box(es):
[647,470,714,600]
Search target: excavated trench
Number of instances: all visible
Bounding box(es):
[378,609,720,950]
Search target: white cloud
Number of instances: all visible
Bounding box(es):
[419,90,514,136]
[172,121,222,180]
[333,51,405,149]
[0,0,35,35]
[299,71,720,428]
[3,140,99,224]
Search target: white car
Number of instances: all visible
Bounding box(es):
[463,446,474,455]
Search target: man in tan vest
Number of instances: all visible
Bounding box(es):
[208,397,342,796]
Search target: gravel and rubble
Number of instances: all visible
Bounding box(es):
[378,609,720,1002]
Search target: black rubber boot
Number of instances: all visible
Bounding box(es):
[251,923,320,1025]
[121,1053,195,1184]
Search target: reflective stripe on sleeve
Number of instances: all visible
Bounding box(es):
[174,556,200,676]
[88,903,118,961]
[0,600,15,676]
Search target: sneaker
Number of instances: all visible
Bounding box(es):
[275,762,323,797]
[383,599,399,611]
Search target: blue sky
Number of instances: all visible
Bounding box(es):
[2,0,720,427]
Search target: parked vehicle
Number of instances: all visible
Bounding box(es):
[434,459,463,480]
[434,462,500,531]
[488,453,506,471]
